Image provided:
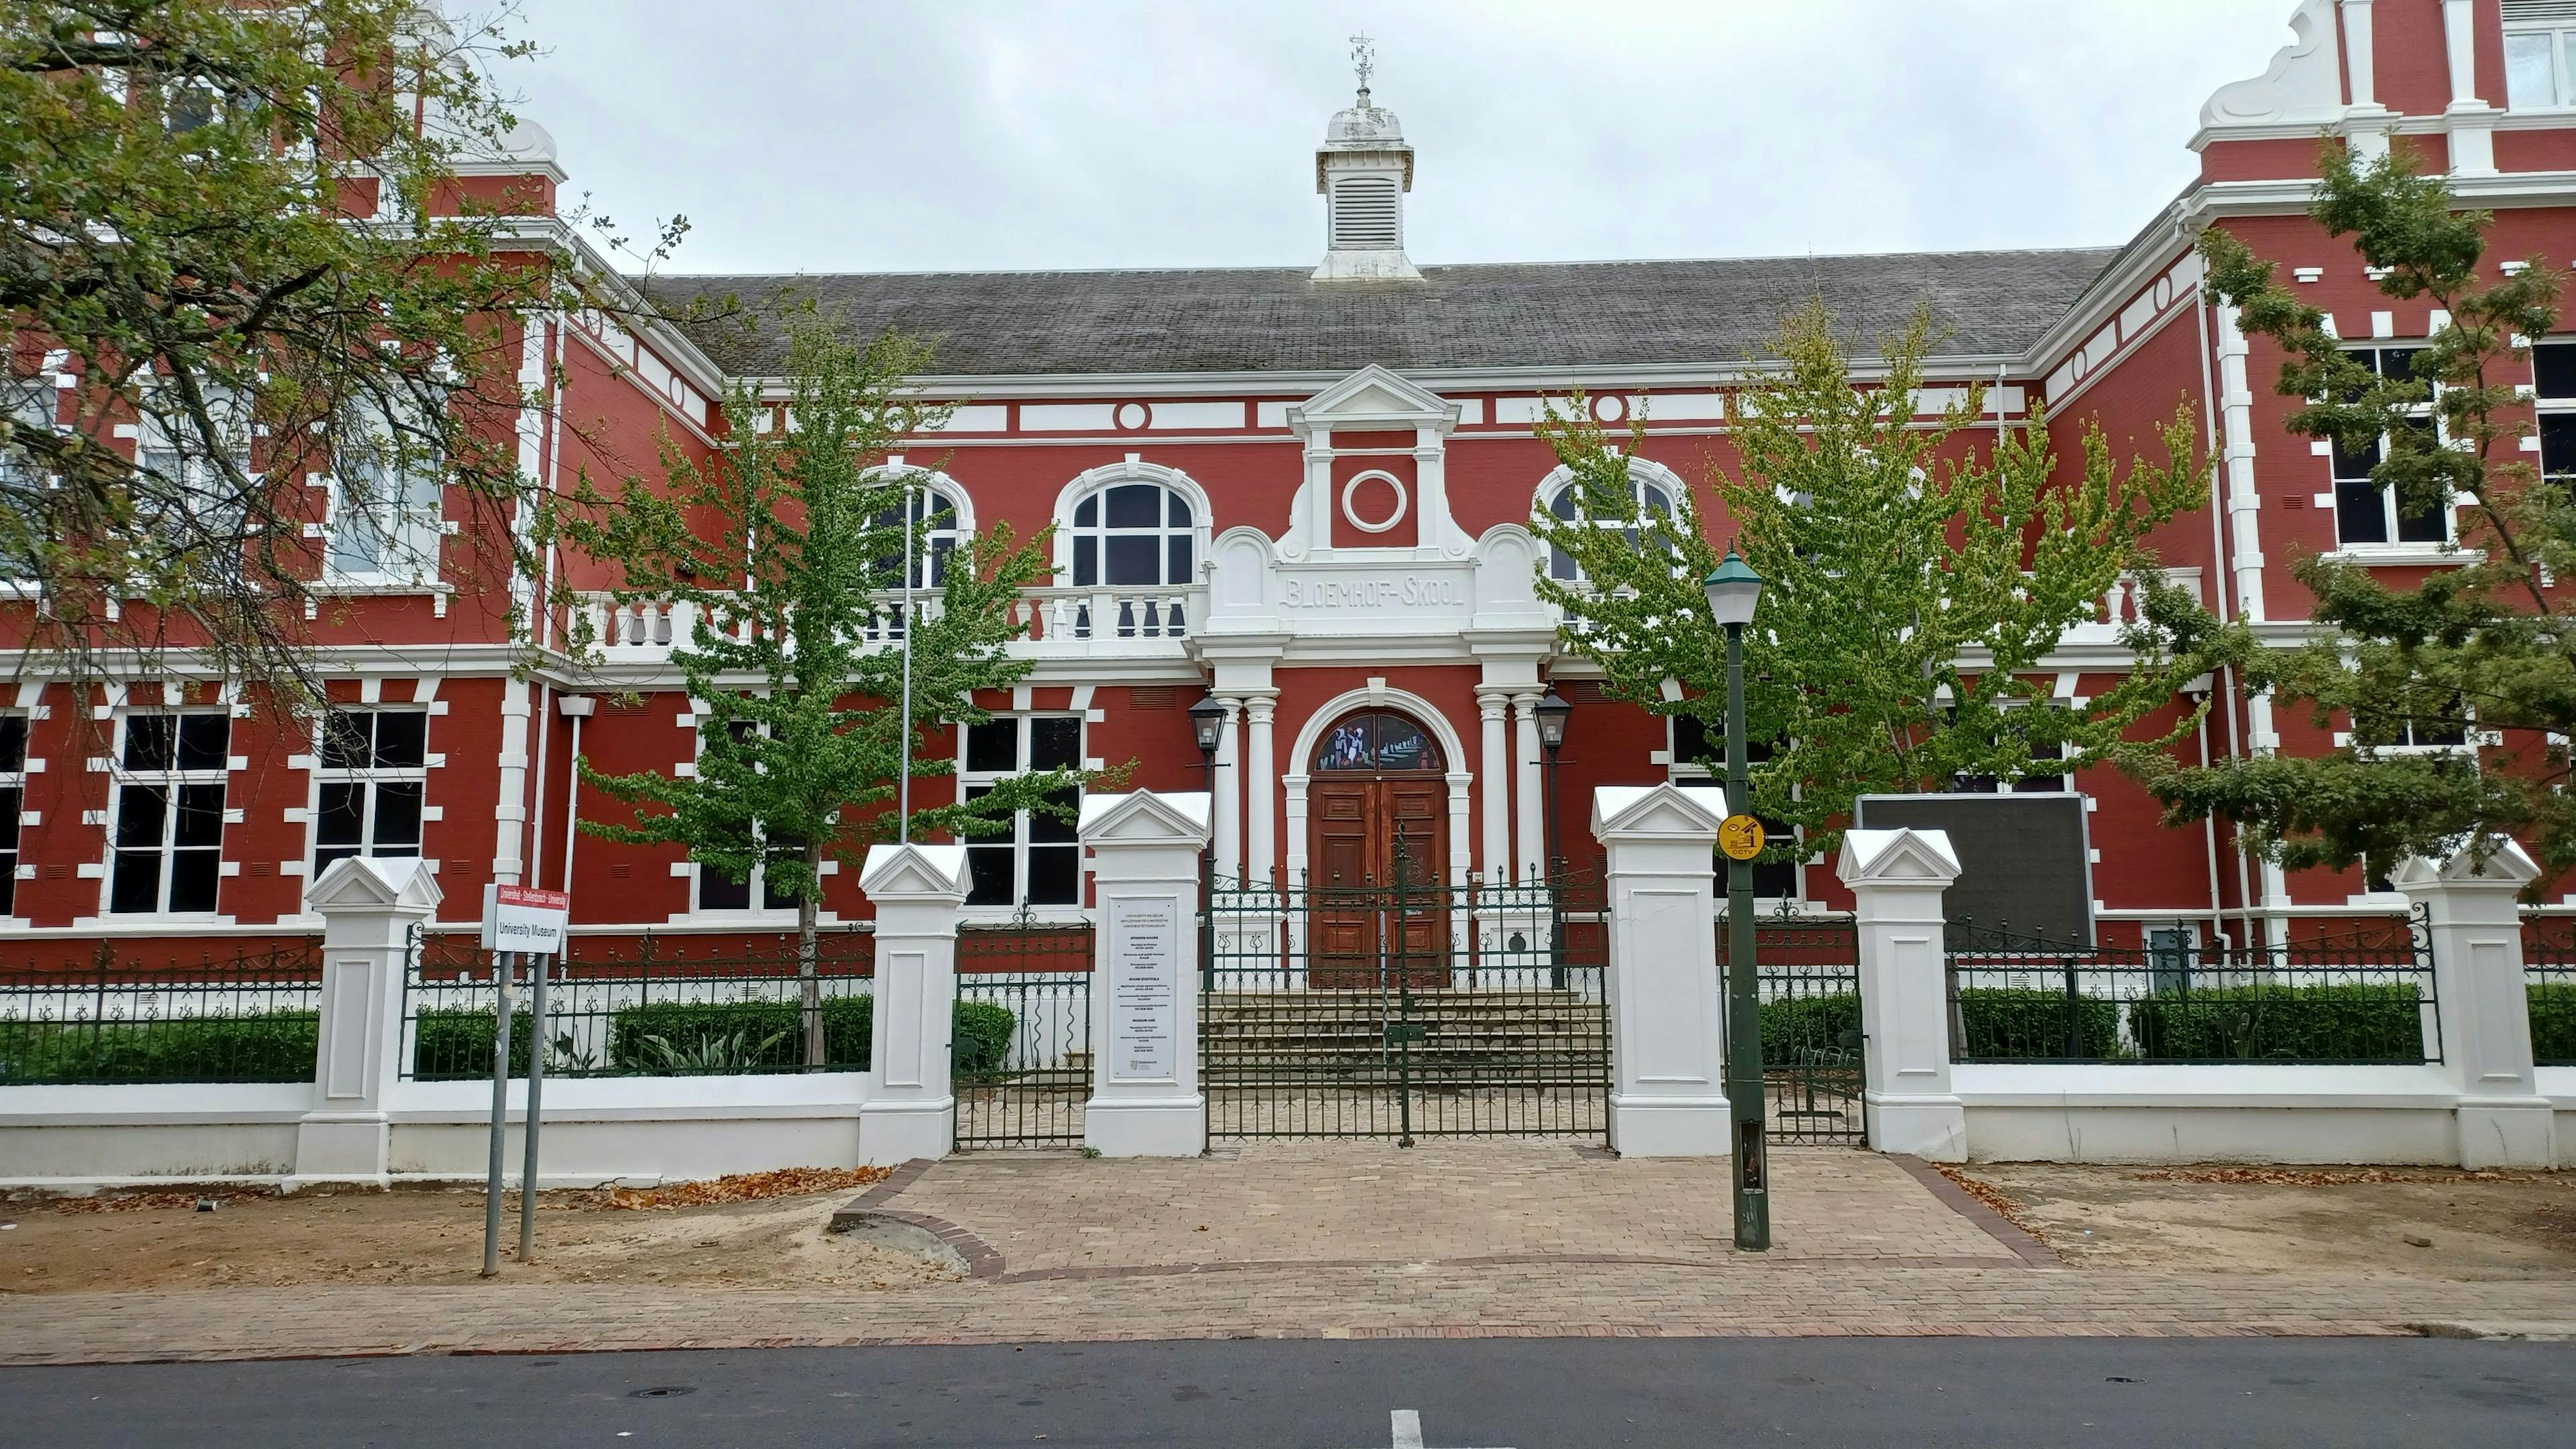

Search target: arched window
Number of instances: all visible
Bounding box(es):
[1538,461,1679,582]
[1069,480,1195,587]
[870,470,967,590]
[1313,711,1444,773]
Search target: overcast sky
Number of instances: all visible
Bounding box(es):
[498,2,2304,278]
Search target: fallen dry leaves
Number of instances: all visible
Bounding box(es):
[584,1165,892,1212]
[43,1186,281,1214]
[2129,1167,2550,1187]
[1927,1163,2045,1236]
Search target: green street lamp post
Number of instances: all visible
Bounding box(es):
[1703,549,1770,1252]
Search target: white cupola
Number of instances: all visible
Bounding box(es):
[1313,34,1418,281]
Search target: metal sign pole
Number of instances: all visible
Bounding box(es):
[517,947,552,1265]
[480,949,518,1278]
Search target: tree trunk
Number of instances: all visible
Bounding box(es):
[799,839,824,1069]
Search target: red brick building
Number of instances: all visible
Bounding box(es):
[7,1,2573,962]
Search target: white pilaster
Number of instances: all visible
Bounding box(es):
[1211,696,1243,885]
[294,857,443,1185]
[1477,690,1511,883]
[1838,828,1970,1162]
[491,678,531,885]
[1512,691,1545,880]
[2214,303,2267,623]
[2340,0,2377,109]
[1081,791,1212,1157]
[2394,839,2557,1169]
[857,843,969,1165]
[1242,694,1277,888]
[2440,0,2498,174]
[1593,784,1731,1156]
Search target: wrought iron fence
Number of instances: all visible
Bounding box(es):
[953,914,1096,1148]
[400,930,876,1079]
[2523,918,2576,1068]
[1722,910,1865,1144]
[0,940,324,1085]
[1944,912,2439,1065]
[1201,869,1609,1141]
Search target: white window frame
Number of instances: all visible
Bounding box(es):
[688,717,800,919]
[865,468,970,591]
[1536,459,1682,584]
[105,708,231,918]
[322,404,445,584]
[958,712,1086,917]
[1060,478,1199,589]
[0,710,25,918]
[2532,338,2576,490]
[2505,22,2576,110]
[2326,343,2456,557]
[308,706,429,878]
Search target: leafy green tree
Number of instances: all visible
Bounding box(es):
[2134,142,2571,881]
[556,321,1094,1065]
[0,1,678,690]
[1534,300,2235,860]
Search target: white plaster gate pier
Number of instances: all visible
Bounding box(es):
[1080,791,1213,1157]
[857,842,970,1166]
[1591,784,1733,1157]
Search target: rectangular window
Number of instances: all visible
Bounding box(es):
[2506,24,2576,109]
[694,719,799,912]
[109,711,229,915]
[325,406,444,581]
[2331,347,2448,548]
[2536,341,2576,489]
[311,708,428,876]
[0,713,23,915]
[960,714,1083,908]
[1668,716,1796,899]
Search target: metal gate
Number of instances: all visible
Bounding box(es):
[1725,910,1867,1146]
[953,914,1095,1149]
[1201,864,1608,1142]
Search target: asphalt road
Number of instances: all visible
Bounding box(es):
[5,1336,2570,1448]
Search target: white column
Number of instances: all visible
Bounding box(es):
[2214,304,2267,624]
[2341,0,2377,110]
[294,857,443,1185]
[1081,791,1212,1157]
[2442,0,2498,174]
[1512,690,1545,880]
[857,843,969,1165]
[1210,696,1243,886]
[1594,784,1731,1156]
[1838,828,1970,1162]
[491,678,532,886]
[1242,694,1277,888]
[1477,690,1512,884]
[2395,839,2557,1169]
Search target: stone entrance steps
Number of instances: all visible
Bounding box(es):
[1200,989,1607,1077]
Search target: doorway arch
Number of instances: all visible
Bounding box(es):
[1281,684,1472,896]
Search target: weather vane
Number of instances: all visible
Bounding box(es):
[1350,31,1375,101]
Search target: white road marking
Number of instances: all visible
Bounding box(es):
[1383,1407,1513,1449]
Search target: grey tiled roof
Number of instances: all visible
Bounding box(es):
[645,249,2122,380]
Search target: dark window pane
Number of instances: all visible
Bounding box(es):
[965,720,1020,773]
[110,851,162,912]
[1316,720,1373,771]
[0,868,13,916]
[1029,716,1081,771]
[2542,415,2576,480]
[1673,716,1713,769]
[1104,484,1159,528]
[2395,489,2449,543]
[372,781,423,847]
[0,785,17,837]
[1751,853,1799,900]
[698,865,750,911]
[315,782,364,847]
[1104,535,1158,585]
[2336,479,2391,543]
[1028,788,1080,844]
[174,784,225,847]
[1026,845,1080,904]
[1376,718,1436,771]
[763,872,800,911]
[2377,347,2425,384]
[1548,547,1579,582]
[2330,435,2380,480]
[167,849,219,912]
[313,845,358,875]
[1072,536,1096,588]
[0,715,25,772]
[965,844,1015,906]
[1166,493,1193,527]
[320,711,368,770]
[115,786,167,847]
[176,714,229,772]
[1073,495,1096,528]
[926,537,955,587]
[123,715,174,771]
[373,711,427,769]
[1167,536,1192,584]
[1549,488,1580,522]
[2536,343,2576,401]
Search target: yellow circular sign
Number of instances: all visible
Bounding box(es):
[1718,814,1766,861]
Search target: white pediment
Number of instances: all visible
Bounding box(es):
[305,855,443,914]
[1837,828,1964,887]
[1286,365,1458,436]
[2388,835,2540,892]
[1079,790,1214,848]
[859,842,970,899]
[1591,783,1729,842]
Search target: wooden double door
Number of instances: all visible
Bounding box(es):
[1308,775,1450,989]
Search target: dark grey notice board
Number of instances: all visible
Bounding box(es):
[1851,793,2094,951]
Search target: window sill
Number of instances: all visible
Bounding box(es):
[2324,545,2483,568]
[305,578,451,619]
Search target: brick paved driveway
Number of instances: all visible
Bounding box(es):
[2,1142,2569,1364]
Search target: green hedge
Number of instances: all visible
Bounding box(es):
[2127,983,2425,1062]
[0,1010,319,1085]
[607,996,875,1073]
[1954,987,2122,1061]
[2525,982,2576,1065]
[953,1000,1017,1076]
[1759,991,1861,1064]
[411,1007,535,1079]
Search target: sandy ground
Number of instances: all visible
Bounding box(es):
[0,1177,960,1294]
[1955,1163,2576,1280]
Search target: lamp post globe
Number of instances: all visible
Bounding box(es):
[1703,550,1764,628]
